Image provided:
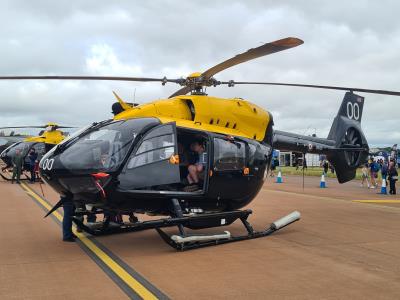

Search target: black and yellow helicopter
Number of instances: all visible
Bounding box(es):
[1,37,400,250]
[0,123,73,181]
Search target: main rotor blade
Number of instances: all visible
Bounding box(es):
[0,125,76,129]
[0,126,45,129]
[201,37,304,79]
[0,75,179,83]
[169,37,304,97]
[222,81,400,96]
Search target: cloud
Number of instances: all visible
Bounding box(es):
[0,0,399,146]
[85,44,142,75]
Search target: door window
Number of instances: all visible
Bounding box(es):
[119,123,180,190]
[135,134,174,155]
[127,146,175,169]
[33,143,46,159]
[127,130,175,169]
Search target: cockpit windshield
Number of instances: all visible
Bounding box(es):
[59,118,159,173]
[5,142,32,157]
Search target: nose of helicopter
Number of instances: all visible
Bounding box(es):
[0,149,11,165]
[38,146,66,184]
[38,150,112,202]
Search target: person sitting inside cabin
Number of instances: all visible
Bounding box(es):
[185,139,207,192]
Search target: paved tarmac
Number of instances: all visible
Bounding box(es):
[1,175,399,299]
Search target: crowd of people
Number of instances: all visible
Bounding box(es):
[361,158,398,194]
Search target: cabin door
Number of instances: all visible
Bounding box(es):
[118,122,181,190]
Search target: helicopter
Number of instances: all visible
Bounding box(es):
[1,37,400,250]
[0,131,29,153]
[0,123,74,181]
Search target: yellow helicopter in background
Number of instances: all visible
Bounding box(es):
[0,123,74,181]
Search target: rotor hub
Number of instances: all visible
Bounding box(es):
[178,73,221,91]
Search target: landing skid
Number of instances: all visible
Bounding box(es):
[72,204,301,251]
[156,211,301,251]
[0,168,31,181]
[72,210,252,236]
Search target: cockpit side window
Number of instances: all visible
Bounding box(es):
[213,138,246,171]
[248,143,270,167]
[8,142,32,157]
[119,123,180,190]
[127,125,175,169]
[32,143,46,158]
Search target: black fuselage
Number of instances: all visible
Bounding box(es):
[39,118,272,215]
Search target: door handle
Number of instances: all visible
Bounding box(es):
[169,154,180,164]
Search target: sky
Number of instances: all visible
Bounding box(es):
[0,0,399,146]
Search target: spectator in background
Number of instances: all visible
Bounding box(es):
[329,164,335,174]
[388,161,398,195]
[28,148,38,184]
[270,156,278,177]
[322,159,329,176]
[11,149,23,184]
[295,157,301,170]
[381,160,388,188]
[361,163,370,188]
[34,160,40,181]
[369,159,380,189]
[390,144,397,164]
[302,156,307,170]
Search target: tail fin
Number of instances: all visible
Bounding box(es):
[327,92,369,183]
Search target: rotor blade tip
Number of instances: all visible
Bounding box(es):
[284,37,304,46]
